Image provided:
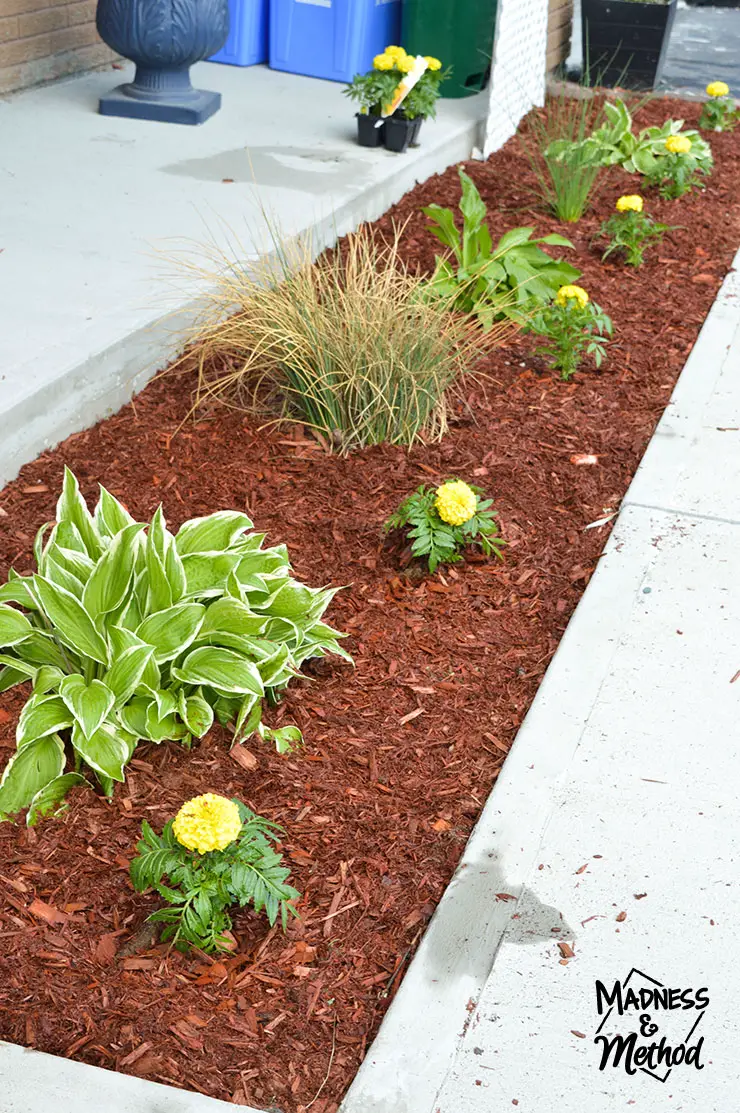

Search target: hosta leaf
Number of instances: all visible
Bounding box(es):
[56,467,102,560]
[15,631,74,672]
[0,735,65,820]
[27,772,90,827]
[164,541,187,603]
[17,694,73,747]
[71,721,128,781]
[0,575,39,611]
[257,722,302,754]
[235,548,290,579]
[0,664,31,694]
[44,554,85,598]
[33,576,109,665]
[104,644,155,705]
[118,696,154,739]
[0,604,33,648]
[175,511,253,556]
[172,647,264,696]
[201,597,267,637]
[178,689,214,738]
[182,553,242,597]
[33,666,65,694]
[145,543,173,615]
[144,704,187,743]
[59,675,115,740]
[108,626,161,691]
[0,654,36,679]
[94,485,136,538]
[257,643,293,687]
[260,581,317,619]
[136,603,204,663]
[82,523,144,619]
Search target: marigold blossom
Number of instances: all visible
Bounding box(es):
[706,81,730,98]
[396,55,415,74]
[556,284,589,309]
[435,480,478,526]
[173,794,242,854]
[373,53,394,71]
[665,135,692,155]
[424,56,442,71]
[616,194,644,213]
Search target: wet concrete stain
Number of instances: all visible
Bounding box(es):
[161,145,371,193]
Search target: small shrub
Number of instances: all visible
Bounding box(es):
[699,82,738,132]
[0,469,350,822]
[531,285,612,381]
[185,225,501,453]
[130,794,299,953]
[385,479,504,572]
[422,167,581,328]
[599,194,671,266]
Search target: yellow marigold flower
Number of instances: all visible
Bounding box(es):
[373,52,394,71]
[435,480,478,526]
[396,55,415,74]
[424,56,442,71]
[616,194,643,213]
[173,793,242,854]
[706,81,730,98]
[556,284,589,309]
[665,134,692,154]
[384,45,407,60]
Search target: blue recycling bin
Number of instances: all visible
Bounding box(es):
[210,0,269,66]
[270,0,401,83]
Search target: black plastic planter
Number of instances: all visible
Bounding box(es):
[409,117,423,146]
[581,0,677,91]
[384,115,415,153]
[96,0,230,125]
[356,113,385,147]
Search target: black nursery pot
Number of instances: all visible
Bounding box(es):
[581,0,678,91]
[384,114,416,154]
[356,112,385,147]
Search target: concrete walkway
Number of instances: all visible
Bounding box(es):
[0,63,484,487]
[660,2,740,97]
[341,257,740,1113]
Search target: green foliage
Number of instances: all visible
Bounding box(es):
[531,297,613,381]
[599,209,671,266]
[0,468,350,823]
[343,70,397,115]
[519,93,609,222]
[699,96,739,133]
[422,167,581,329]
[385,482,504,573]
[130,800,299,953]
[403,66,451,121]
[344,57,449,121]
[548,99,713,197]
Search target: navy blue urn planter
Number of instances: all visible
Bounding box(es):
[96,0,230,125]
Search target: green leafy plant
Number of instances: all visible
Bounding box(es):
[645,136,711,199]
[422,167,581,329]
[599,195,671,266]
[130,796,299,953]
[531,285,612,381]
[385,479,504,573]
[343,69,397,116]
[0,469,350,823]
[699,83,738,132]
[519,91,610,222]
[183,223,502,452]
[548,99,713,190]
[344,47,449,121]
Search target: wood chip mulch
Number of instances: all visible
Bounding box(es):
[0,96,739,1112]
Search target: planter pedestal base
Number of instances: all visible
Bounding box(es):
[99,84,221,125]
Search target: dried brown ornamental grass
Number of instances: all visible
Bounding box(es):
[176,223,511,452]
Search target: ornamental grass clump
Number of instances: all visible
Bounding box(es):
[532,285,612,382]
[184,224,497,452]
[699,82,738,132]
[130,794,299,953]
[0,469,350,823]
[385,479,504,572]
[599,194,671,266]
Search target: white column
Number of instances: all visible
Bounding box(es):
[479,0,550,158]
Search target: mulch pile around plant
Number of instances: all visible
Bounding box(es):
[0,97,739,1113]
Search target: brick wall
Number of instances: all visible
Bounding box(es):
[0,0,116,95]
[547,0,573,71]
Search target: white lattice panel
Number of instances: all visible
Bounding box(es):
[480,0,549,157]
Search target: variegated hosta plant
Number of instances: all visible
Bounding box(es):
[0,469,350,824]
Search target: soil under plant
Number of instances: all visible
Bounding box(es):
[0,97,739,1113]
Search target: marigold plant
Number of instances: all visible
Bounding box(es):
[130,795,299,953]
[531,285,612,381]
[599,195,671,267]
[385,480,504,572]
[0,469,350,823]
[699,82,738,132]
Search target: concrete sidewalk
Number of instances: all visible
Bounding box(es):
[0,63,484,487]
[341,257,740,1113]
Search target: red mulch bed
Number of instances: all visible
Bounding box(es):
[1,97,739,1112]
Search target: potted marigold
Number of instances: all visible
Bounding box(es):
[344,45,448,153]
[581,0,678,91]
